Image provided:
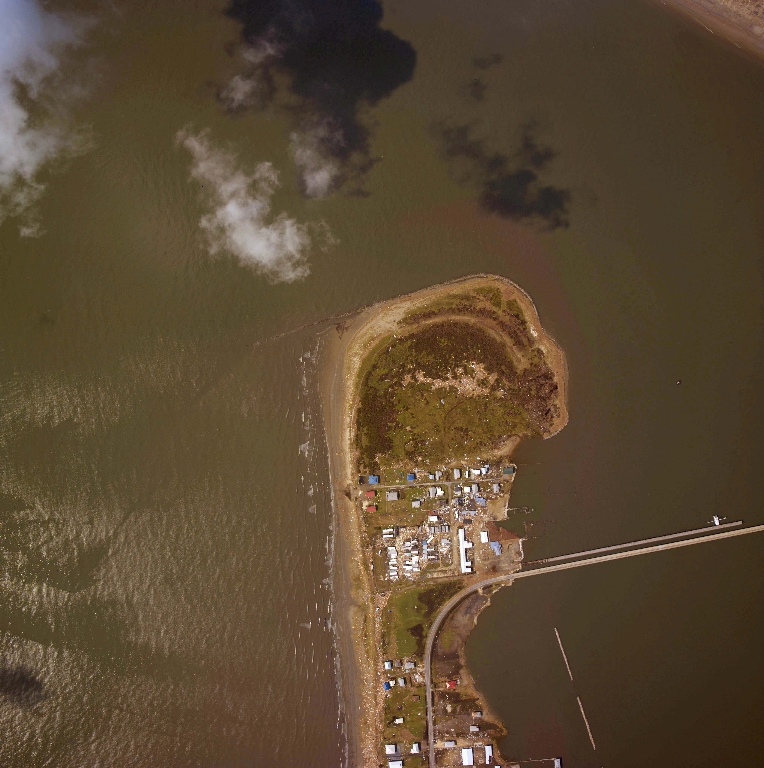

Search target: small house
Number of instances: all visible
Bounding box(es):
[492,483,501,493]
[393,716,404,725]
[446,680,458,689]
[471,710,483,718]
[366,505,377,513]
[453,468,462,480]
[469,725,479,733]
[503,466,516,476]
[428,472,435,480]
[412,499,421,508]
[435,470,443,480]
[383,681,391,691]
[485,745,494,763]
[444,740,457,748]
[369,475,380,484]
[411,742,421,754]
[386,490,400,501]
[480,531,489,544]
[365,490,377,499]
[388,761,403,768]
[384,660,393,670]
[404,661,415,670]
[397,677,406,687]
[384,744,399,755]
[489,541,502,556]
[407,473,416,481]
[461,747,474,766]
[476,496,487,507]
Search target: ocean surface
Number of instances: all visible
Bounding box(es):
[0,0,762,766]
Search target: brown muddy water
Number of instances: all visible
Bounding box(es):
[0,0,762,766]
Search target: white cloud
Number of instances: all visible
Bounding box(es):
[177,128,331,283]
[289,122,343,198]
[0,0,91,236]
[219,41,281,111]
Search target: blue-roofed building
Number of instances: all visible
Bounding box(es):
[476,496,487,507]
[383,681,391,691]
[489,541,502,556]
[407,473,416,482]
[369,475,380,485]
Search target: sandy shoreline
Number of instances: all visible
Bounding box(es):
[318,274,569,767]
[654,0,764,61]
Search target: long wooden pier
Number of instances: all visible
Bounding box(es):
[525,520,743,567]
[515,523,764,580]
[425,522,764,768]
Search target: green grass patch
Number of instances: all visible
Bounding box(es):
[383,684,427,743]
[356,319,549,471]
[384,580,464,657]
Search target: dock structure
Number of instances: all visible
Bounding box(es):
[526,520,743,567]
[425,522,764,768]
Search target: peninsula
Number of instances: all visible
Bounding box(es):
[319,275,568,767]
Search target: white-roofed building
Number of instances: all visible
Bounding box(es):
[461,747,474,766]
[458,527,473,574]
[485,744,494,763]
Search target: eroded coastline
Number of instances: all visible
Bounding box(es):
[657,0,764,60]
[319,274,568,767]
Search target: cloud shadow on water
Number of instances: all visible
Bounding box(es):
[438,122,571,230]
[222,0,416,196]
[0,664,46,709]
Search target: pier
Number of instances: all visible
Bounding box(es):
[525,520,743,567]
[425,522,764,767]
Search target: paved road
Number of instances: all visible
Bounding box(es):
[425,523,764,767]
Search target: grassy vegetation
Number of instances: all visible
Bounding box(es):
[383,683,427,754]
[355,287,559,473]
[383,580,464,657]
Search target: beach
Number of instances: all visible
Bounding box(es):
[656,0,764,59]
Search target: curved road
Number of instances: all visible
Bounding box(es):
[425,523,764,767]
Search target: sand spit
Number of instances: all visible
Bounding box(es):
[318,274,568,767]
[655,0,764,61]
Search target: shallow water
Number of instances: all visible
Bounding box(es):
[0,0,762,765]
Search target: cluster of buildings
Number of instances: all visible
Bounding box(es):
[363,463,519,585]
[384,522,450,582]
[385,535,421,582]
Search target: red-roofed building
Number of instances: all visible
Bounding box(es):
[366,505,377,513]
[365,490,377,499]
